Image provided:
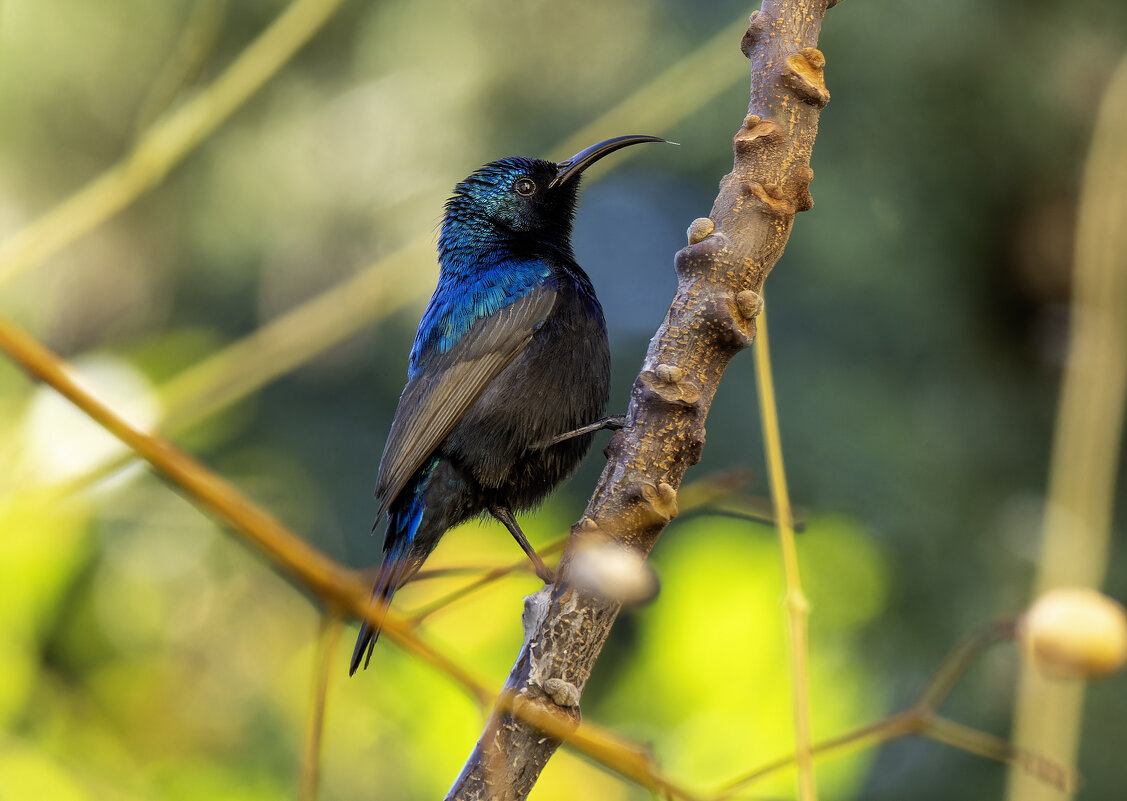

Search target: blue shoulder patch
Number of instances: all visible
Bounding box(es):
[408,260,552,377]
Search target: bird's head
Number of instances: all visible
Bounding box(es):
[439,135,667,261]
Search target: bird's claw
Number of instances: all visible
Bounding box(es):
[543,414,626,448]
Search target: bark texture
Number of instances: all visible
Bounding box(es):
[447,2,836,798]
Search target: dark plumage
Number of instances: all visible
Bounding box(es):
[350,135,666,675]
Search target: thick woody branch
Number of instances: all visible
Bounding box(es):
[447,2,836,799]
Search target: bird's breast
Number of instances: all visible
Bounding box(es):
[442,281,610,508]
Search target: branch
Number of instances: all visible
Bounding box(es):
[1005,50,1127,801]
[447,2,837,799]
[0,312,698,796]
[754,312,816,800]
[0,313,492,706]
[26,12,754,503]
[0,0,348,288]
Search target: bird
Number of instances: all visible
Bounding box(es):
[349,134,667,675]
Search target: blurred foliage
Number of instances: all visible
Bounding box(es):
[1,0,1125,800]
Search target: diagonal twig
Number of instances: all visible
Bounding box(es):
[22,10,759,507]
[0,311,701,799]
[0,0,349,288]
[714,618,1076,799]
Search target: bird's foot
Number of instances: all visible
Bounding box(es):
[490,505,556,585]
[543,414,626,448]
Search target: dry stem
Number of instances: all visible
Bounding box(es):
[301,615,344,801]
[0,312,692,796]
[447,2,837,798]
[0,0,348,288]
[754,312,816,801]
[1005,51,1127,801]
[26,11,755,507]
[716,619,1078,799]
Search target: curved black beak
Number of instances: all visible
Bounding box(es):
[550,134,671,188]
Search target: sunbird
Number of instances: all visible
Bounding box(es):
[350,135,667,674]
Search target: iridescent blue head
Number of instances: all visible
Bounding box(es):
[438,135,667,263]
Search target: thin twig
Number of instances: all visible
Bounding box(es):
[0,312,491,706]
[409,564,541,582]
[713,712,921,800]
[925,716,1015,765]
[408,538,567,625]
[407,472,745,626]
[753,310,817,801]
[132,0,229,134]
[488,692,703,801]
[21,10,757,506]
[301,614,344,801]
[1006,51,1127,801]
[915,618,1016,713]
[926,717,1078,793]
[0,0,349,287]
[716,618,1070,799]
[0,312,697,798]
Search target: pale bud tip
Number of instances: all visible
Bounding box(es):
[568,540,659,606]
[1019,588,1127,679]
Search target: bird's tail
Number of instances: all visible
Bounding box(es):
[349,541,414,675]
[350,457,449,675]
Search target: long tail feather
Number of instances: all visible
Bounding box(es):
[350,457,445,675]
[349,551,413,675]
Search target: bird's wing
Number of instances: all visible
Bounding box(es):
[374,287,558,520]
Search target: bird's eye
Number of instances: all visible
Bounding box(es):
[513,177,536,196]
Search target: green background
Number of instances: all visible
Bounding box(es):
[0,1,1124,799]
